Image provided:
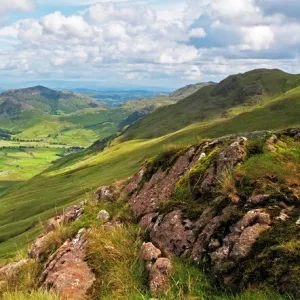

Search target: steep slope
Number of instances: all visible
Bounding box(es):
[1,129,299,299]
[119,69,300,141]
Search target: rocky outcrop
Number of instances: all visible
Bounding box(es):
[40,229,95,300]
[29,204,85,261]
[129,147,198,219]
[6,129,299,299]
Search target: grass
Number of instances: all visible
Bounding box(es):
[86,223,148,299]
[0,147,64,181]
[119,69,300,141]
[1,291,60,300]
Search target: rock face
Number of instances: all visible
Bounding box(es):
[40,229,95,300]
[151,210,196,257]
[129,147,198,219]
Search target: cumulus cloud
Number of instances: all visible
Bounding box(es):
[0,0,299,86]
[0,0,36,14]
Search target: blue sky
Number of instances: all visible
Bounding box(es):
[0,0,300,89]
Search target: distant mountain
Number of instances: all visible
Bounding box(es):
[0,86,100,117]
[170,82,215,99]
[122,82,213,112]
[66,89,168,107]
[118,69,300,141]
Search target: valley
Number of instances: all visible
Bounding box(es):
[0,69,299,299]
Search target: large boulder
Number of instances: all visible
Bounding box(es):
[40,228,95,300]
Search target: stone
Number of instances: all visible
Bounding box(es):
[151,210,196,257]
[96,210,110,222]
[192,206,233,263]
[94,185,114,201]
[0,259,31,278]
[140,242,161,271]
[129,148,196,219]
[209,209,271,269]
[45,205,84,233]
[41,229,95,300]
[296,217,300,226]
[124,168,146,194]
[276,211,289,222]
[266,134,278,152]
[29,232,56,261]
[139,213,159,231]
[198,152,206,161]
[149,258,172,297]
[201,137,247,194]
[247,194,270,205]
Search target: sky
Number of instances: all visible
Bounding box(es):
[0,0,300,89]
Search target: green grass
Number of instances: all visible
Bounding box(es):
[0,147,64,181]
[1,291,60,300]
[119,69,300,141]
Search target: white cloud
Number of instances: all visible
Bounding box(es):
[189,28,206,38]
[0,0,36,13]
[184,65,202,80]
[0,0,300,86]
[241,25,275,51]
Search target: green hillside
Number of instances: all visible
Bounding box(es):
[1,71,300,259]
[0,86,100,117]
[119,69,300,141]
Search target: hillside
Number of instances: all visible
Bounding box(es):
[0,68,300,299]
[122,82,213,112]
[0,128,299,299]
[1,69,300,260]
[170,82,215,99]
[0,86,100,116]
[119,69,300,141]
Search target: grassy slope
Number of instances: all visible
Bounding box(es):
[119,69,300,141]
[13,108,130,147]
[1,85,300,258]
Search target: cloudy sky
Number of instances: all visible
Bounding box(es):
[0,0,300,89]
